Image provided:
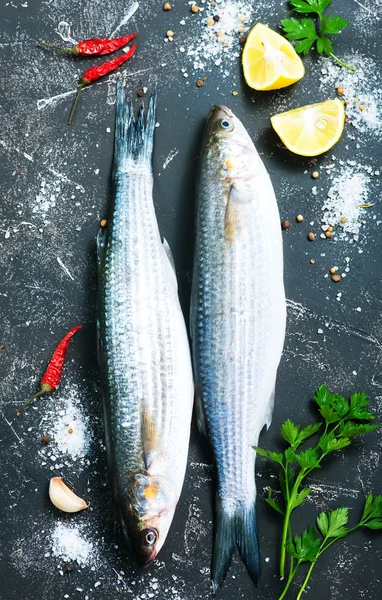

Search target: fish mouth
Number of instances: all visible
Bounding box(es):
[208,104,232,119]
[137,547,157,567]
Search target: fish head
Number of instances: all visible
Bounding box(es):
[204,105,262,241]
[124,472,177,565]
[205,105,259,184]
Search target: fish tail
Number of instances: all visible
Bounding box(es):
[114,80,157,169]
[212,500,260,594]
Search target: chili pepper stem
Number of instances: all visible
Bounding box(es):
[68,83,86,125]
[37,42,76,54]
[16,383,53,416]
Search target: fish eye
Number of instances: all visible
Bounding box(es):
[219,118,234,132]
[142,528,158,547]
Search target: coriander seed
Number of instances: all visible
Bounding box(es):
[296,214,304,223]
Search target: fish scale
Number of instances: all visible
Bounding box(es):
[191,105,286,591]
[98,84,194,562]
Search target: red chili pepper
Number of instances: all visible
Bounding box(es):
[67,42,137,125]
[16,326,81,416]
[37,33,137,56]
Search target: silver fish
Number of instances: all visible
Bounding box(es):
[97,82,194,565]
[191,105,286,591]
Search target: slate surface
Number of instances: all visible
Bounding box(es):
[0,1,381,599]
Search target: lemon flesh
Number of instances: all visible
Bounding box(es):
[271,99,345,157]
[243,23,304,91]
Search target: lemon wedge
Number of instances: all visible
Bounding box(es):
[270,99,345,156]
[242,23,304,91]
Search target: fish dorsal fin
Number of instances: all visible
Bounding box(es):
[224,183,253,242]
[141,409,162,469]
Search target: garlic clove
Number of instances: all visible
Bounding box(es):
[49,477,88,513]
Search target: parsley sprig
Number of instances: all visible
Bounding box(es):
[281,0,355,71]
[253,385,378,581]
[279,496,382,599]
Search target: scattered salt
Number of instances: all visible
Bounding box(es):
[182,0,254,74]
[52,523,95,567]
[39,381,91,467]
[318,53,382,137]
[322,167,370,240]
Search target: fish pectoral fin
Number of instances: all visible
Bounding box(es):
[162,237,178,288]
[141,409,162,469]
[265,388,275,430]
[224,184,253,242]
[195,393,207,437]
[162,237,176,272]
[96,227,107,271]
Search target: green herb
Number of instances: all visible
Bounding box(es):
[281,0,354,71]
[253,385,378,580]
[279,496,382,599]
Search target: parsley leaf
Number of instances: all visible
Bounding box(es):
[252,446,284,465]
[339,421,379,438]
[281,419,301,445]
[265,488,284,515]
[298,422,322,442]
[294,447,320,469]
[281,0,354,70]
[291,0,333,16]
[287,526,321,562]
[317,507,348,538]
[281,17,318,55]
[292,487,312,509]
[361,493,382,529]
[321,15,349,34]
[347,392,374,421]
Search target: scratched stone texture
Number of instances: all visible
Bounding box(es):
[0,1,381,599]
